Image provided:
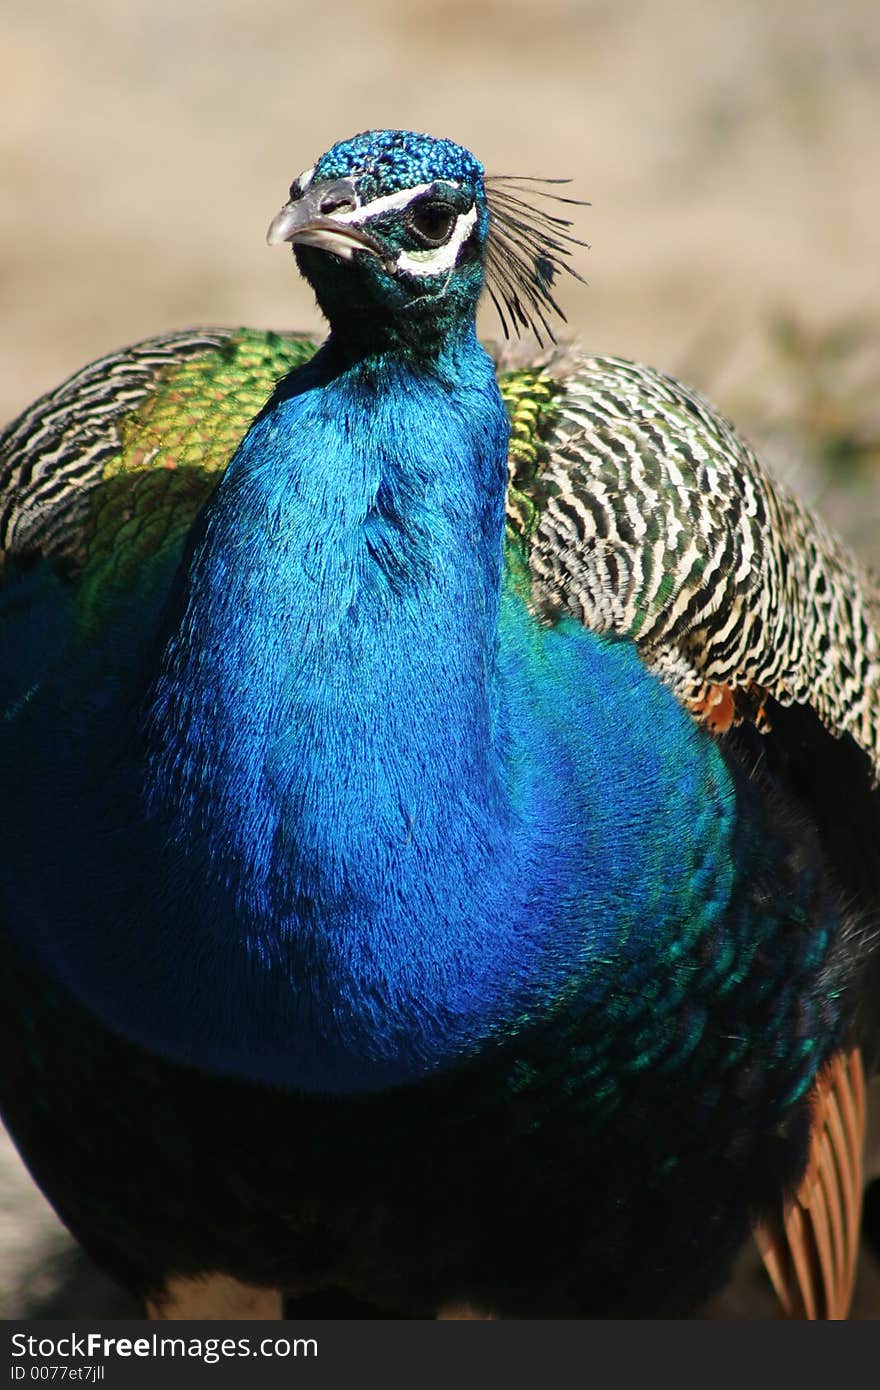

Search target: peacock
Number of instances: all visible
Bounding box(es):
[1,127,878,1321]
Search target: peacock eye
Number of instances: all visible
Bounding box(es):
[406,200,458,249]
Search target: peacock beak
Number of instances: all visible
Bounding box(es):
[266,180,386,263]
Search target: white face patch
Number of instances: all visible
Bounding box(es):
[328,180,476,279]
[333,180,461,226]
[273,174,478,276]
[394,204,479,278]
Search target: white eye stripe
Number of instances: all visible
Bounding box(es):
[395,204,479,278]
[289,173,477,277]
[336,180,462,226]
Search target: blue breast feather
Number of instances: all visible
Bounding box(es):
[1,335,750,1095]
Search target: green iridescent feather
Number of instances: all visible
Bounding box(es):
[72,332,317,629]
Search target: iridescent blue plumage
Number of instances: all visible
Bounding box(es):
[311,128,486,206]
[0,129,876,1317]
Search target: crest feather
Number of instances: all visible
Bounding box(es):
[485,176,589,345]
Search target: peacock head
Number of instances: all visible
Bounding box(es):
[267,128,585,354]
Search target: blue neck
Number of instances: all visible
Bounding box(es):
[153,333,507,866]
[145,330,554,1084]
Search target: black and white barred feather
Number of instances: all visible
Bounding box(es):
[0,330,231,565]
[512,352,880,781]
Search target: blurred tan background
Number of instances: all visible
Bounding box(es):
[2,0,879,1317]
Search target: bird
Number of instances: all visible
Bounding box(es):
[0,126,878,1321]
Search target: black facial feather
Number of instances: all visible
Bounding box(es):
[485,177,589,345]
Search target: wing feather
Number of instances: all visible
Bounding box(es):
[501,352,880,783]
[0,328,318,583]
[753,1048,865,1319]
